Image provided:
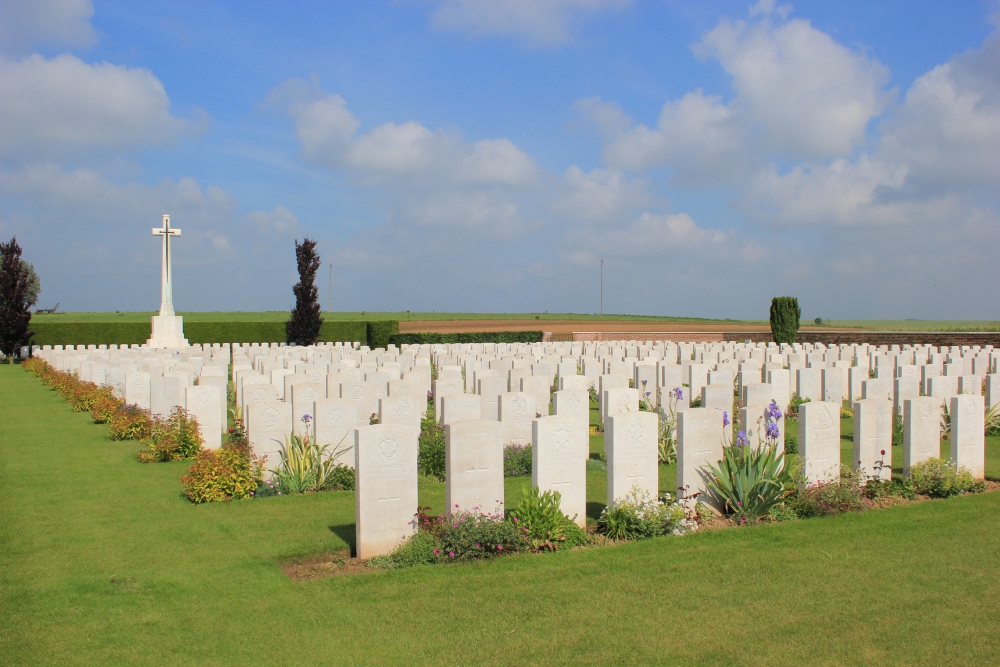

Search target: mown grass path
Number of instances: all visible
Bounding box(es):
[2,364,999,665]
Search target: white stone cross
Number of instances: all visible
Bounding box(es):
[466,455,490,501]
[376,482,401,531]
[152,214,181,317]
[552,468,573,494]
[627,464,645,486]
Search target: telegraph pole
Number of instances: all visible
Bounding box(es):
[600,259,603,319]
[328,262,332,312]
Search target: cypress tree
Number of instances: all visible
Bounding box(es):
[0,237,35,361]
[286,238,323,346]
[769,296,801,345]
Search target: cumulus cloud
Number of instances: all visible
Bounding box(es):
[246,206,300,236]
[740,20,1000,230]
[551,166,650,223]
[0,0,97,56]
[584,3,890,183]
[430,0,629,47]
[274,80,541,231]
[0,54,198,163]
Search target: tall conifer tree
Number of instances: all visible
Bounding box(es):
[286,238,323,345]
[0,237,35,360]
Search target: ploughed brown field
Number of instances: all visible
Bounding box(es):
[398,319,861,334]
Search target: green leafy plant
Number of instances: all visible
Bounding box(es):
[270,416,352,493]
[784,433,799,455]
[908,458,985,498]
[786,394,810,421]
[181,440,266,504]
[791,467,869,517]
[703,401,794,524]
[108,403,154,441]
[503,444,531,477]
[418,415,446,480]
[90,390,122,424]
[769,296,801,344]
[657,386,683,464]
[598,487,693,540]
[509,487,587,551]
[137,407,204,463]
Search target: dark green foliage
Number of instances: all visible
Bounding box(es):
[0,237,34,359]
[769,296,801,344]
[784,433,798,455]
[389,331,544,345]
[503,444,531,477]
[418,416,446,480]
[28,320,373,345]
[908,458,985,498]
[286,238,323,346]
[366,320,399,349]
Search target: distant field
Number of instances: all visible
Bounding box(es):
[27,312,998,332]
[30,311,762,325]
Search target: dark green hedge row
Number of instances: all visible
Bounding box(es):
[389,331,544,345]
[28,320,389,346]
[366,321,400,349]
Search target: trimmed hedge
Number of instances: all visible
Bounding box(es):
[389,331,544,345]
[28,320,381,346]
[366,320,399,349]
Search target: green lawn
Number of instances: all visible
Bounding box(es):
[3,364,1000,665]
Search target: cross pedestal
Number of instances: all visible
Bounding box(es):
[147,214,188,348]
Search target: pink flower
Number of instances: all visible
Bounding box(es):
[497,545,503,551]
[449,551,455,557]
[433,549,439,555]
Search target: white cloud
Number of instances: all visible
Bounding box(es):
[583,4,890,184]
[0,0,97,57]
[551,166,649,223]
[0,54,197,163]
[696,7,890,158]
[740,20,1000,230]
[430,0,629,47]
[246,206,300,236]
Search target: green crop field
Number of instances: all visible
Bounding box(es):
[3,363,1000,665]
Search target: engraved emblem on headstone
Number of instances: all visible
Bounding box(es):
[130,376,144,390]
[617,395,629,412]
[396,384,410,396]
[376,434,400,462]
[815,405,833,430]
[349,385,364,400]
[554,423,572,451]
[627,420,645,451]
[301,386,316,401]
[918,404,932,424]
[607,377,620,388]
[566,395,581,413]
[252,386,268,401]
[261,407,281,429]
[965,401,977,419]
[196,390,211,408]
[443,381,456,393]
[393,399,411,420]
[512,396,528,416]
[328,406,345,424]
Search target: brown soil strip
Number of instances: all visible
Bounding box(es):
[398,319,862,335]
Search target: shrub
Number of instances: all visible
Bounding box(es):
[368,530,442,569]
[503,444,531,477]
[67,380,105,412]
[791,467,869,517]
[418,416,446,480]
[181,441,266,503]
[786,394,810,421]
[508,487,588,551]
[435,510,530,561]
[90,391,122,424]
[908,458,985,498]
[286,238,323,346]
[784,433,799,455]
[108,403,154,441]
[389,331,544,345]
[137,407,204,463]
[22,357,47,376]
[769,296,801,344]
[598,487,694,540]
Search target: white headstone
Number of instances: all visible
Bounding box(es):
[676,407,725,510]
[185,384,223,449]
[852,398,893,480]
[532,416,587,527]
[355,423,420,559]
[950,394,985,479]
[903,397,941,476]
[606,411,659,505]
[445,419,504,515]
[800,402,841,485]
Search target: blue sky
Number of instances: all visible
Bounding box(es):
[1,0,998,319]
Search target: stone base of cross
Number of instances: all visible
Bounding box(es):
[147,314,189,349]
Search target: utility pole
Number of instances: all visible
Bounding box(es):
[600,259,603,319]
[328,262,332,312]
